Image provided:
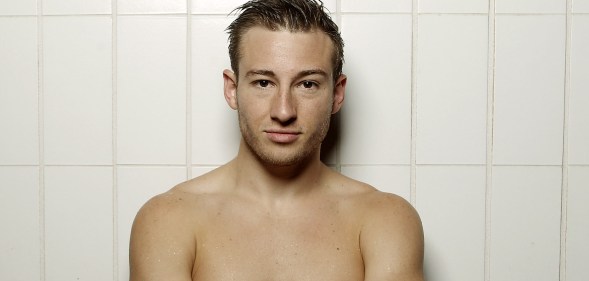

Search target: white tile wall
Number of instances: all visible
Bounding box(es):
[418,0,488,13]
[192,16,241,165]
[569,15,589,165]
[566,167,589,281]
[340,14,412,165]
[574,0,589,12]
[0,0,36,15]
[416,14,488,165]
[491,166,562,281]
[117,166,187,281]
[0,17,38,165]
[45,166,113,281]
[0,0,588,280]
[43,0,111,15]
[117,16,187,165]
[496,0,566,13]
[340,165,410,200]
[493,15,566,165]
[341,0,412,13]
[417,166,486,281]
[43,16,113,165]
[0,167,40,281]
[118,0,186,14]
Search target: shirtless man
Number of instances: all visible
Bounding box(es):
[129,0,424,280]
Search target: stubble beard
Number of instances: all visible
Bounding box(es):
[237,111,331,168]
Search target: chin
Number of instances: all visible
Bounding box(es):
[255,148,314,167]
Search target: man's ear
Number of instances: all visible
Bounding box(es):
[223,69,238,110]
[331,74,346,114]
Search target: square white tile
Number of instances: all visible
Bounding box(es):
[118,0,186,14]
[341,0,412,13]
[45,166,113,281]
[0,0,36,15]
[0,167,40,281]
[416,15,488,165]
[573,0,589,12]
[416,166,486,281]
[566,166,589,281]
[490,166,562,281]
[43,0,111,15]
[0,17,39,165]
[493,15,566,165]
[43,16,112,165]
[117,16,187,165]
[117,166,187,281]
[418,0,488,13]
[569,15,589,165]
[340,165,411,201]
[191,16,241,165]
[339,14,412,165]
[496,0,566,13]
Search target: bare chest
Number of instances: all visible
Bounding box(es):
[193,208,364,281]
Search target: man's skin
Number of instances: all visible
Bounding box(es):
[129,26,424,281]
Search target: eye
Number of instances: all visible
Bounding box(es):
[301,81,317,89]
[256,80,270,88]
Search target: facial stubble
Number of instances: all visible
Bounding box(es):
[236,97,333,167]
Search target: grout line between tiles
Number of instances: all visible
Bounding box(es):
[37,1,46,280]
[559,1,573,280]
[186,0,193,180]
[485,1,497,280]
[340,164,412,167]
[409,0,418,206]
[0,15,38,18]
[491,164,566,167]
[111,1,119,280]
[118,164,192,168]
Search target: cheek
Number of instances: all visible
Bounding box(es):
[237,99,270,127]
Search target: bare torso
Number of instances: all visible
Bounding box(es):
[175,165,371,280]
[130,162,424,281]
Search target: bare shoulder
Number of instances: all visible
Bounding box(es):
[131,166,230,238]
[129,168,226,281]
[360,189,421,225]
[329,170,418,218]
[130,186,203,280]
[342,179,424,281]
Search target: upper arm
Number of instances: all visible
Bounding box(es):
[360,193,425,281]
[129,193,196,281]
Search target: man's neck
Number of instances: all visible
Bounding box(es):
[227,141,328,203]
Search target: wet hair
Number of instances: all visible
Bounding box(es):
[226,0,344,82]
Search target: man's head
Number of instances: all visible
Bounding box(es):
[226,0,344,82]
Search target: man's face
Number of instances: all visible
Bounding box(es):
[223,27,346,167]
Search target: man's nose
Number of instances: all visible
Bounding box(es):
[270,88,297,124]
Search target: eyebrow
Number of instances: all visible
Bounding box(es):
[245,69,329,80]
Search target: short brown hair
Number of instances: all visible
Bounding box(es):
[226,0,344,82]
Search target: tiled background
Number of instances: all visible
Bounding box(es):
[0,0,588,280]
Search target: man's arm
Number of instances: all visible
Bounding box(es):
[360,192,425,281]
[129,192,196,281]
